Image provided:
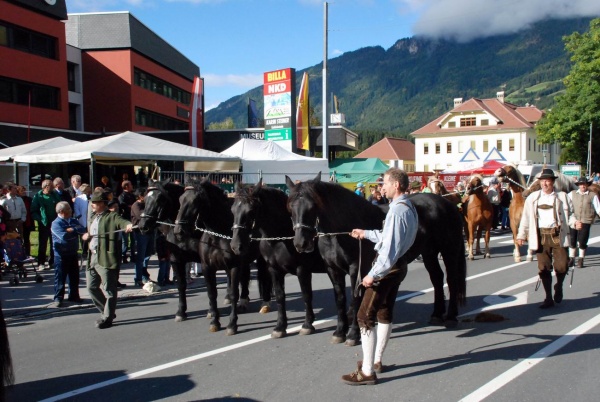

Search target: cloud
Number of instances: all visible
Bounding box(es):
[202,73,263,89]
[331,49,344,56]
[403,0,600,42]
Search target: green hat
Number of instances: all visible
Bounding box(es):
[90,189,109,203]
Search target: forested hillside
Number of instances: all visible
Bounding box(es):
[205,17,593,151]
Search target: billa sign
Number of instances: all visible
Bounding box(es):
[264,68,296,152]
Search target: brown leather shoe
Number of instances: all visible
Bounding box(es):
[357,360,384,374]
[577,258,584,268]
[341,369,377,385]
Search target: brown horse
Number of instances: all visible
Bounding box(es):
[494,164,527,262]
[427,177,463,208]
[464,175,494,260]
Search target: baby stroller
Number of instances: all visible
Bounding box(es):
[2,233,42,286]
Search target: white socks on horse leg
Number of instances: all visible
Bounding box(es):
[374,323,392,365]
[360,327,376,376]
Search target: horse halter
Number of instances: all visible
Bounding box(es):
[140,186,160,220]
[292,217,319,233]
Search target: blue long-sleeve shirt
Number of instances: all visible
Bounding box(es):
[51,216,86,256]
[364,194,418,280]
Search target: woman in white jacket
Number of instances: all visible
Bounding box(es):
[517,169,575,309]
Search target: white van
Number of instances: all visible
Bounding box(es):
[517,162,558,186]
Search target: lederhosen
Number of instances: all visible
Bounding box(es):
[535,196,568,274]
[357,201,415,331]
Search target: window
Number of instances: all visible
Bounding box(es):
[0,76,60,109]
[509,138,515,151]
[470,140,476,150]
[483,140,488,153]
[424,143,429,155]
[534,139,537,151]
[424,165,429,173]
[458,141,465,153]
[435,143,440,154]
[135,107,188,130]
[67,62,77,92]
[460,117,476,127]
[134,68,191,105]
[481,119,489,126]
[447,142,452,153]
[497,139,502,151]
[448,121,456,128]
[528,138,531,151]
[0,21,57,59]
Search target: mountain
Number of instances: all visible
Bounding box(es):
[205,17,594,151]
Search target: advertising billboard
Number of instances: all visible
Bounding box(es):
[264,68,296,152]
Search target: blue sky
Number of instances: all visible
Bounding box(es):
[66,0,600,110]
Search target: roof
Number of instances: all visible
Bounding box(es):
[330,158,389,183]
[411,98,544,136]
[0,137,79,162]
[12,131,239,166]
[355,137,415,160]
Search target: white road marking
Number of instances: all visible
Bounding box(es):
[459,311,600,402]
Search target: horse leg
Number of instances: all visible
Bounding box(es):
[173,260,188,322]
[422,252,446,325]
[327,267,348,344]
[484,226,491,258]
[271,269,288,338]
[237,262,250,314]
[467,223,475,260]
[475,226,482,256]
[223,270,232,306]
[225,267,240,336]
[296,267,316,336]
[256,257,273,314]
[204,266,221,332]
[512,229,522,262]
[346,265,361,347]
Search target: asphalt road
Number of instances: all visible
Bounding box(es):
[4,224,600,402]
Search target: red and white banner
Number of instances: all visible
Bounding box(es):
[189,76,204,148]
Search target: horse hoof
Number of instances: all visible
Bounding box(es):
[468,255,475,261]
[444,320,459,329]
[344,338,359,347]
[237,298,249,311]
[484,253,491,259]
[226,327,238,336]
[514,257,521,263]
[206,312,213,319]
[271,330,286,339]
[209,324,220,333]
[330,335,346,344]
[259,305,271,314]
[223,297,231,306]
[237,305,248,314]
[526,256,533,262]
[299,327,315,335]
[428,316,445,326]
[174,315,187,322]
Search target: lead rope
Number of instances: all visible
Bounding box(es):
[353,239,363,298]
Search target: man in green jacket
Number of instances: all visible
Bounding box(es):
[82,189,133,329]
[31,179,61,269]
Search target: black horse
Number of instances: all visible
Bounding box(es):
[230,181,350,342]
[139,178,269,323]
[286,174,467,341]
[174,178,270,335]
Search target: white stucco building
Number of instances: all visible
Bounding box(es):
[411,92,559,172]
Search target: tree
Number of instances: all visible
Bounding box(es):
[536,18,600,169]
[208,117,235,130]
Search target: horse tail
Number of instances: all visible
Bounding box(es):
[0,299,15,396]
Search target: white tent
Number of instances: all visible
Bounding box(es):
[0,137,79,162]
[220,139,328,184]
[13,131,240,168]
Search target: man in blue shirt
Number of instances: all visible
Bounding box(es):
[50,201,86,307]
[342,168,418,385]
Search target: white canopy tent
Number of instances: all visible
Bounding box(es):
[13,131,240,184]
[220,139,328,184]
[0,137,79,162]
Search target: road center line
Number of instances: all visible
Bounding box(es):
[458,311,600,402]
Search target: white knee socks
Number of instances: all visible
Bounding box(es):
[360,327,376,376]
[374,323,392,364]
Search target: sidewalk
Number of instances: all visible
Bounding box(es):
[0,255,220,319]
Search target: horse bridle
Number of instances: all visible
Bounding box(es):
[292,217,319,233]
[174,186,199,229]
[140,186,162,221]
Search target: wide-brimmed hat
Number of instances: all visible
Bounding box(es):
[538,168,558,180]
[410,181,421,189]
[574,176,592,185]
[90,189,110,203]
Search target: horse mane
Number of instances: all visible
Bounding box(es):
[289,179,385,231]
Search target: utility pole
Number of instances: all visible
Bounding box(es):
[322,1,328,161]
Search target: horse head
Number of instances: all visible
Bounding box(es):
[230,180,262,256]
[174,181,201,241]
[286,173,321,253]
[139,178,170,233]
[427,177,446,195]
[465,175,485,196]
